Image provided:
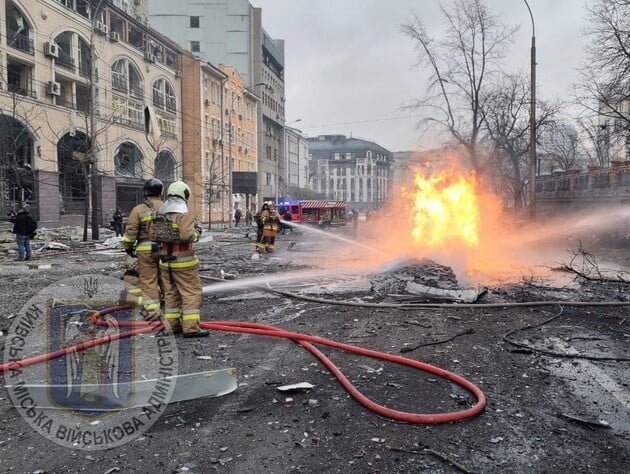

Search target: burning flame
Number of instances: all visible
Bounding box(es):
[403,168,480,248]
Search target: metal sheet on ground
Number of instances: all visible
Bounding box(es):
[5,369,238,411]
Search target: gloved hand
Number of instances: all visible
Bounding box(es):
[125,247,136,258]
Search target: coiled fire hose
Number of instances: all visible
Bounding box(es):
[0,305,486,425]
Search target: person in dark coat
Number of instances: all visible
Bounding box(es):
[112,208,124,236]
[12,208,37,261]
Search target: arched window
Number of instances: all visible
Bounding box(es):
[111,58,144,128]
[152,78,176,113]
[6,1,33,54]
[114,142,143,177]
[155,150,176,190]
[111,58,143,99]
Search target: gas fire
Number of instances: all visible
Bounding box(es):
[402,168,481,248]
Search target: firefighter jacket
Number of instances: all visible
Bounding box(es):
[123,197,162,253]
[263,209,280,231]
[153,198,201,270]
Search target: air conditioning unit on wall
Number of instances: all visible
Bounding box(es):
[109,32,120,42]
[96,21,109,35]
[44,42,59,58]
[47,81,61,96]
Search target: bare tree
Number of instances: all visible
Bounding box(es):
[483,73,558,208]
[575,114,611,167]
[580,0,630,125]
[539,122,581,172]
[203,151,228,230]
[401,0,516,173]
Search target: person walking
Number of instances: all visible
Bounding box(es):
[122,178,163,319]
[151,181,208,338]
[12,207,37,261]
[234,207,242,227]
[112,208,124,237]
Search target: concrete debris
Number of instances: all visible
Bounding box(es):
[36,241,70,251]
[370,258,460,297]
[277,382,315,392]
[405,282,487,303]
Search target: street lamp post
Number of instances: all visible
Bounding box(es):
[524,0,536,219]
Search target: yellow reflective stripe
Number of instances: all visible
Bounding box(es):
[182,313,200,321]
[122,235,135,243]
[135,244,153,251]
[171,223,180,228]
[140,215,152,222]
[165,312,181,320]
[159,259,199,269]
[128,288,142,294]
[144,303,160,311]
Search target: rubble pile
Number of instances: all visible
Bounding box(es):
[370,258,459,295]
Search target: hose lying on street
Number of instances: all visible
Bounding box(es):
[0,305,486,425]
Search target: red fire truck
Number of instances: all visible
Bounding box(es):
[278,200,347,228]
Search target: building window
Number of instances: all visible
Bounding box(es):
[190,16,200,28]
[191,41,200,53]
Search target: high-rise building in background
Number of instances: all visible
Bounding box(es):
[149,0,286,207]
[307,135,393,212]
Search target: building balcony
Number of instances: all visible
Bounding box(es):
[56,50,76,72]
[7,28,34,55]
[7,83,36,99]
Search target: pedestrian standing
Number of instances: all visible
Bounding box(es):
[112,208,124,236]
[151,181,208,338]
[12,207,37,261]
[122,178,163,319]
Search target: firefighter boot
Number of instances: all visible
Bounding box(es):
[164,311,183,334]
[182,316,209,338]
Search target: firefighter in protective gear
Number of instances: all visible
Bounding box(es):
[151,181,208,338]
[122,178,163,319]
[254,202,269,254]
[121,255,142,304]
[261,203,280,252]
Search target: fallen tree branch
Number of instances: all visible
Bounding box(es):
[503,306,630,362]
[386,446,479,474]
[400,328,474,353]
[557,413,611,429]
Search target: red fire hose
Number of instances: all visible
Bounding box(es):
[1,306,486,425]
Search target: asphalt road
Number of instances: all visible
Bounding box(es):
[0,226,629,473]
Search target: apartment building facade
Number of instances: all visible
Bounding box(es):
[148,0,286,206]
[307,135,393,212]
[0,0,183,226]
[180,53,258,224]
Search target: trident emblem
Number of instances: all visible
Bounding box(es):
[83,276,98,299]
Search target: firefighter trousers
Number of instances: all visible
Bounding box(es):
[137,250,162,318]
[160,260,203,334]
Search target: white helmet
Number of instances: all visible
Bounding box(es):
[167,181,190,201]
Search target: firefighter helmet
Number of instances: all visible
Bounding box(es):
[143,178,163,197]
[167,181,191,201]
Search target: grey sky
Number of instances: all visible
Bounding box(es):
[251,0,589,152]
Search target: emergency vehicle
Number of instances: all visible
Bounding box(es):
[278,200,347,228]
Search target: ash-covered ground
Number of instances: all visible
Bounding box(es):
[0,221,629,473]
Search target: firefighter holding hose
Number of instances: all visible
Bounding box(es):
[260,202,280,253]
[122,178,163,318]
[150,181,208,338]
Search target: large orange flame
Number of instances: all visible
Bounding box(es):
[402,168,480,248]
